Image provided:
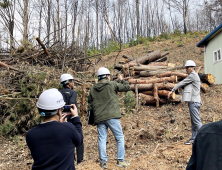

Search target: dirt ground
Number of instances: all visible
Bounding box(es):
[1,33,222,170]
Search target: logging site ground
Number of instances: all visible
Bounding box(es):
[1,32,222,170]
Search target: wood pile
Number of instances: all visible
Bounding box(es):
[114,50,215,107]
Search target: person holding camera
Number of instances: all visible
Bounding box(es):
[88,67,131,169]
[60,73,84,164]
[26,88,83,170]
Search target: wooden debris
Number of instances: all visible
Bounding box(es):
[36,37,50,56]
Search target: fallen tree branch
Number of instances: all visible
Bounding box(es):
[0,61,25,72]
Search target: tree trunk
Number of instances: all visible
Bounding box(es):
[139,93,181,105]
[122,55,134,62]
[141,90,175,99]
[136,0,140,44]
[201,83,210,93]
[153,83,159,107]
[139,66,184,77]
[158,71,188,79]
[130,50,161,64]
[102,0,114,40]
[133,65,168,71]
[23,0,28,41]
[56,0,60,43]
[198,73,215,85]
[65,0,68,49]
[36,37,50,56]
[128,76,177,84]
[130,82,176,91]
[148,62,176,67]
[9,20,14,50]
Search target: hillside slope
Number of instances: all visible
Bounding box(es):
[1,33,222,170]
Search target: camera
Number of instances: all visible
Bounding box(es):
[63,105,74,112]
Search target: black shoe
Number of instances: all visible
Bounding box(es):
[77,160,83,164]
[184,139,194,145]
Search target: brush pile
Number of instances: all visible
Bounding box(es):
[114,50,215,107]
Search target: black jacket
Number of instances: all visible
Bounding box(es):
[60,87,78,120]
[26,117,83,170]
[186,120,222,170]
[60,87,78,106]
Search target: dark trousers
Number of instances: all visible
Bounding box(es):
[76,143,84,164]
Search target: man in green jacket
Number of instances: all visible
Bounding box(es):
[88,67,130,169]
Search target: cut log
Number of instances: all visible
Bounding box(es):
[139,66,184,77]
[122,55,134,62]
[148,62,176,67]
[133,65,168,71]
[153,83,159,107]
[128,76,177,84]
[130,83,176,91]
[129,50,161,64]
[158,71,188,79]
[114,64,123,70]
[141,90,175,99]
[198,73,215,85]
[201,83,209,93]
[139,93,181,105]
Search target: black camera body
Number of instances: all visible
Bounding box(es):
[63,105,74,112]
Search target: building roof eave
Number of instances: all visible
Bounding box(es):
[196,23,222,48]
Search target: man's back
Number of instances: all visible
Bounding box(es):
[88,79,130,124]
[26,119,82,170]
[186,120,222,170]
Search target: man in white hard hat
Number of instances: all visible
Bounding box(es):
[168,60,202,145]
[88,67,131,169]
[60,73,84,164]
[26,88,83,170]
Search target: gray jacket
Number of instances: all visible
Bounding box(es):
[172,71,201,103]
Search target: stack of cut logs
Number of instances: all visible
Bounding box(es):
[114,50,215,107]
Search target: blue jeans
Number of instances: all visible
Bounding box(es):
[97,119,125,163]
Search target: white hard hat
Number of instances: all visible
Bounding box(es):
[185,60,196,67]
[97,67,110,76]
[36,88,65,110]
[60,73,74,83]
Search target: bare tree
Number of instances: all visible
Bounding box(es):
[0,0,16,50]
[102,0,114,40]
[163,0,190,34]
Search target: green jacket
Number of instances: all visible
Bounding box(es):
[88,78,130,124]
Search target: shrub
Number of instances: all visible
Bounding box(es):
[173,29,181,36]
[121,91,136,114]
[159,32,170,40]
[177,41,183,47]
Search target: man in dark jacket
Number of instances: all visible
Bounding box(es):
[88,67,131,169]
[26,88,83,170]
[60,73,84,164]
[186,120,222,170]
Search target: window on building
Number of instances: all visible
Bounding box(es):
[213,48,222,63]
